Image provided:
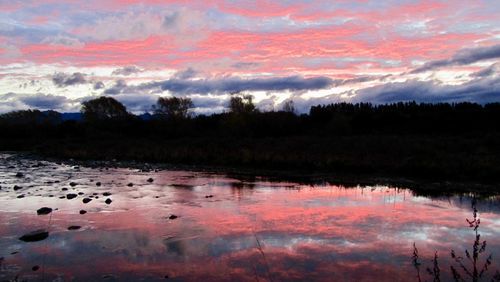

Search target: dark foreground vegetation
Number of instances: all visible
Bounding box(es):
[1,95,500,183]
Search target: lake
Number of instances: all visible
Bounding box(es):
[1,153,499,281]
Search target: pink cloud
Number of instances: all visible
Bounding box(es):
[1,0,495,84]
[21,36,175,66]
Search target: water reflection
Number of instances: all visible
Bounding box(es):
[0,154,500,281]
[413,200,500,282]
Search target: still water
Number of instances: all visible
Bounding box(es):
[0,153,499,281]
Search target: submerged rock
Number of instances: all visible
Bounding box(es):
[127,183,134,187]
[205,195,214,198]
[168,214,178,220]
[69,182,78,187]
[82,198,92,204]
[103,192,112,196]
[66,193,77,199]
[67,226,81,230]
[96,182,101,186]
[79,210,87,215]
[19,229,49,242]
[15,172,24,178]
[105,198,112,205]
[102,274,118,280]
[17,194,25,199]
[13,185,22,191]
[36,207,52,215]
[147,178,154,183]
[61,188,68,191]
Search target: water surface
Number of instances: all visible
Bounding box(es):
[1,154,499,281]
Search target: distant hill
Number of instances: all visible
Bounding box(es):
[58,112,152,121]
[60,112,82,121]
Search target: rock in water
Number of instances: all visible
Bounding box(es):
[32,265,40,271]
[69,182,78,187]
[19,229,49,242]
[15,172,24,178]
[147,178,154,183]
[36,207,52,215]
[67,226,81,230]
[105,198,112,205]
[103,192,112,196]
[168,214,178,220]
[82,198,92,204]
[66,193,77,199]
[127,183,134,187]
[96,182,101,186]
[79,210,87,215]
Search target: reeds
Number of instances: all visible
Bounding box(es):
[413,199,500,282]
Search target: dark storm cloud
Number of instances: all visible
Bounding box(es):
[331,75,391,87]
[111,66,142,76]
[138,75,334,95]
[0,92,73,113]
[470,63,498,78]
[52,72,87,87]
[173,68,197,79]
[112,94,158,112]
[351,76,500,104]
[102,75,333,96]
[411,44,500,73]
[104,80,127,95]
[93,81,105,90]
[189,96,227,109]
[18,94,69,109]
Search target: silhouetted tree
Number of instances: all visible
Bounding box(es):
[229,93,256,114]
[281,100,296,114]
[0,109,62,124]
[152,97,193,119]
[81,96,130,121]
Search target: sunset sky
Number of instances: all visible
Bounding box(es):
[1,0,499,114]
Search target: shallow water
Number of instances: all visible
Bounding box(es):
[0,153,499,281]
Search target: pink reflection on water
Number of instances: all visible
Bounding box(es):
[1,155,500,281]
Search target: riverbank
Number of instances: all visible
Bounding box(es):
[2,103,500,189]
[7,136,500,196]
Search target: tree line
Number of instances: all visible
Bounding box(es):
[1,94,500,181]
[1,94,500,136]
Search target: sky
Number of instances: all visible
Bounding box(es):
[0,0,499,114]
